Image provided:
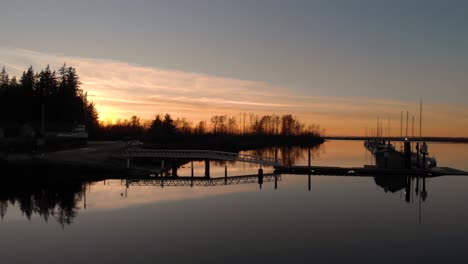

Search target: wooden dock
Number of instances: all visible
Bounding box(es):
[274,165,468,177]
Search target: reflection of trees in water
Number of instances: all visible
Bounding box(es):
[179,145,324,169]
[212,160,237,167]
[0,179,88,227]
[245,145,322,166]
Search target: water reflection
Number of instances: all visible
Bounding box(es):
[0,178,89,227]
[374,176,428,202]
[1,141,465,227]
[0,173,438,226]
[123,174,280,188]
[244,145,322,166]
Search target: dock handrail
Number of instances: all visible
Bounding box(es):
[118,149,281,166]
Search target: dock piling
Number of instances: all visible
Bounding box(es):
[225,165,228,185]
[274,174,278,190]
[191,160,194,177]
[172,160,178,177]
[205,159,210,178]
[160,160,165,177]
[258,168,264,189]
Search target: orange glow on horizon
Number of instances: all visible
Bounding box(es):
[92,99,468,137]
[2,48,467,137]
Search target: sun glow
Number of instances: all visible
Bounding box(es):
[96,106,121,125]
[1,47,467,136]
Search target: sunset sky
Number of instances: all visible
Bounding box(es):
[1,0,467,136]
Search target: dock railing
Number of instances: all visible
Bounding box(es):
[119,149,281,166]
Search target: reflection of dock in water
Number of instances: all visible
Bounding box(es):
[123,173,280,187]
[274,165,468,177]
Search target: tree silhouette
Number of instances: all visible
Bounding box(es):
[0,65,99,137]
[0,67,9,94]
[20,66,35,96]
[0,178,86,226]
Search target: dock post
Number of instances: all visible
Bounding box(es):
[224,165,228,185]
[172,158,178,177]
[421,142,428,169]
[404,141,411,169]
[191,160,194,177]
[275,148,278,163]
[308,148,311,167]
[415,177,420,196]
[191,160,194,187]
[405,177,411,203]
[416,143,420,167]
[205,159,210,178]
[160,160,165,177]
[258,167,264,189]
[274,174,278,190]
[422,176,427,201]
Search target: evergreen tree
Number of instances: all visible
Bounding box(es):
[149,115,163,137]
[59,64,81,98]
[0,64,100,137]
[20,66,35,96]
[0,67,9,94]
[10,76,19,91]
[162,114,176,135]
[58,63,67,95]
[36,65,58,97]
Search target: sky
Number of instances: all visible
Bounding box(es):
[1,0,467,136]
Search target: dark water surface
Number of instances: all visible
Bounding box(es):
[1,141,467,263]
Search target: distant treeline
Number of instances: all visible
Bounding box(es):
[0,65,99,136]
[0,65,324,148]
[96,113,324,150]
[98,113,323,138]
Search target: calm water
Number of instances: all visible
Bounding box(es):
[1,141,468,263]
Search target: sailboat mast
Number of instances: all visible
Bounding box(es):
[388,115,390,141]
[420,99,423,139]
[406,110,409,138]
[400,111,403,139]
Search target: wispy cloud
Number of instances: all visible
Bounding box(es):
[0,47,466,136]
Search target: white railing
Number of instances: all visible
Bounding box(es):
[118,149,281,166]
